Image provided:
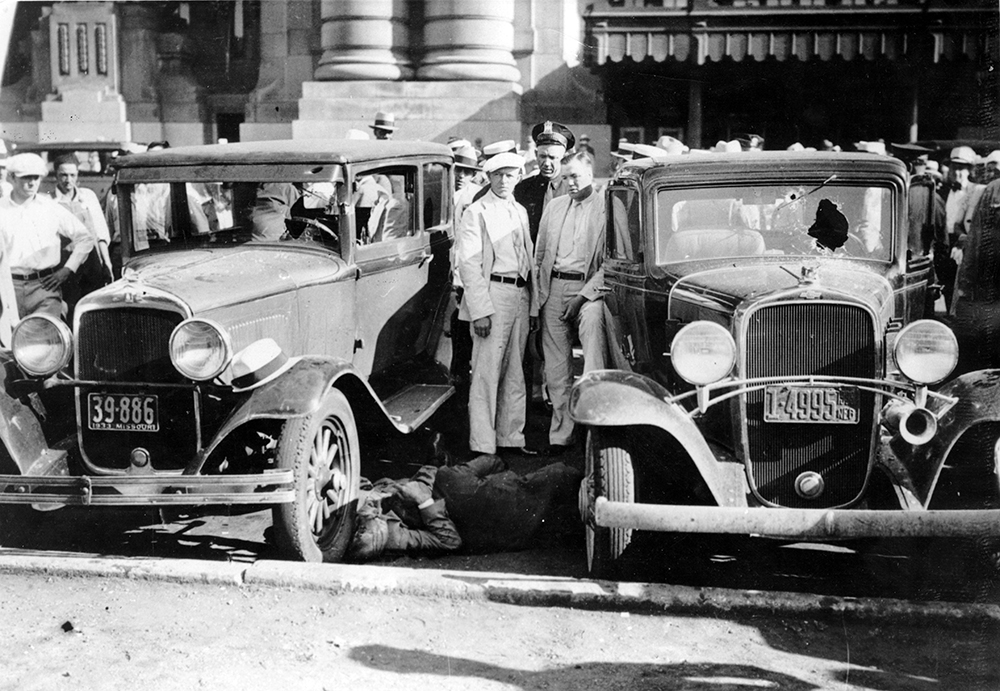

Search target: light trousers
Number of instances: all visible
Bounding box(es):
[468,282,530,454]
[541,277,605,446]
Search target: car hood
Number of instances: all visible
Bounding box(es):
[97,247,350,313]
[669,261,893,316]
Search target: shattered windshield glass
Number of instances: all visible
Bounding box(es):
[655,183,893,264]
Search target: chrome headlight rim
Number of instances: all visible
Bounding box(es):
[12,314,73,377]
[671,320,737,386]
[894,318,958,385]
[169,317,233,382]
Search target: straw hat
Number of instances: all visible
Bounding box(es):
[230,339,300,392]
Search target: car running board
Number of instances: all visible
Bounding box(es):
[381,383,454,433]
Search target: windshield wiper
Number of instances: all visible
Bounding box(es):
[773,174,838,214]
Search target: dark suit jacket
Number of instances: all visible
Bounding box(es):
[514,174,555,244]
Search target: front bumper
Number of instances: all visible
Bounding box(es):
[596,498,1000,538]
[0,471,294,507]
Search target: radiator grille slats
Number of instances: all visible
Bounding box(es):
[744,303,876,508]
[78,309,182,382]
[77,308,194,471]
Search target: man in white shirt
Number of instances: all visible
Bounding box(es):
[0,153,94,319]
[51,155,113,300]
[456,152,539,456]
[534,151,607,452]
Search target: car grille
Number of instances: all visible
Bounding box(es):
[744,302,877,508]
[77,308,184,383]
[77,307,195,471]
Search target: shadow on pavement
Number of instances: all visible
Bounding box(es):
[349,645,821,690]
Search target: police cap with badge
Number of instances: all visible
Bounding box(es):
[531,121,575,151]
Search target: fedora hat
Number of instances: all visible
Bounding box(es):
[230,338,300,392]
[369,111,397,132]
[482,140,517,159]
[453,144,480,171]
[655,135,688,156]
[711,140,742,154]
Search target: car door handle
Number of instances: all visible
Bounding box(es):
[418,251,432,268]
[595,285,612,293]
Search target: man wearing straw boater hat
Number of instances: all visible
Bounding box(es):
[456,151,538,456]
[369,111,397,140]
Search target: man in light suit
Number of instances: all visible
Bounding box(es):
[456,152,539,456]
[534,150,607,452]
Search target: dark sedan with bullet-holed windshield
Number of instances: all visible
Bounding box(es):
[573,151,1000,578]
[0,140,457,562]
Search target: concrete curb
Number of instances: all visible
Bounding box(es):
[2,551,998,627]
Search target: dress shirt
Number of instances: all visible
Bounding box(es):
[479,192,530,279]
[0,195,94,273]
[553,191,598,274]
[51,186,112,244]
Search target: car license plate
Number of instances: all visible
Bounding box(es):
[87,393,159,432]
[763,385,858,424]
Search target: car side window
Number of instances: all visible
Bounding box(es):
[354,166,416,245]
[607,186,641,262]
[422,162,449,230]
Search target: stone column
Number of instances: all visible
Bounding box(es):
[418,0,520,82]
[314,0,411,81]
[155,30,208,145]
[243,0,316,140]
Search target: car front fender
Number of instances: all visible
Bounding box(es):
[570,369,745,507]
[197,356,397,469]
[907,368,1000,501]
[0,359,69,481]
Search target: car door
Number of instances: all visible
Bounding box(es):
[603,183,646,373]
[351,160,451,378]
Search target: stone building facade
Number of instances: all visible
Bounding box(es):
[0,0,995,171]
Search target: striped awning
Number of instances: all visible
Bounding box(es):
[587,4,995,65]
[593,28,987,64]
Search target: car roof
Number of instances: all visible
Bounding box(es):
[112,139,454,169]
[12,141,130,153]
[616,151,907,182]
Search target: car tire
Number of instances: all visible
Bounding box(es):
[584,428,635,579]
[272,388,360,563]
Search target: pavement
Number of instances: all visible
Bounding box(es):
[2,550,999,629]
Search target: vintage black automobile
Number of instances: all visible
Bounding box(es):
[573,151,1000,577]
[0,140,457,562]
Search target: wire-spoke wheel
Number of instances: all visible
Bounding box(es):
[583,428,635,579]
[273,389,359,562]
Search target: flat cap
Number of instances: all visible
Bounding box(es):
[6,153,48,177]
[482,152,524,174]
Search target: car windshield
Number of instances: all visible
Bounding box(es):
[655,182,893,264]
[115,179,342,254]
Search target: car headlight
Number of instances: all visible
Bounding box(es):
[169,318,232,381]
[894,319,958,385]
[671,321,736,386]
[12,314,73,377]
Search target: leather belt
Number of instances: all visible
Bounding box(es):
[490,274,527,288]
[11,266,58,281]
[552,270,585,281]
